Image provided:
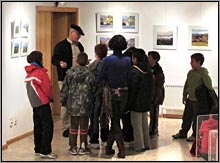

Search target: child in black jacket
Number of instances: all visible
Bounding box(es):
[126,48,153,152]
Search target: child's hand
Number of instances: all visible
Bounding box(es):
[60,61,67,68]
[182,97,186,104]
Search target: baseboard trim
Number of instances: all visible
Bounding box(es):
[2,130,33,150]
[2,144,8,150]
[163,114,183,119]
[7,130,33,145]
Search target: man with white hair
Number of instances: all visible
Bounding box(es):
[52,24,85,137]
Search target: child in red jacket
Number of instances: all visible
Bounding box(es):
[25,51,57,159]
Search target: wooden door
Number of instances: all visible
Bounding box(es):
[36,6,78,115]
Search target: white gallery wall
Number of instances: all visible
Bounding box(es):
[2,2,218,146]
[2,2,54,146]
[76,2,218,86]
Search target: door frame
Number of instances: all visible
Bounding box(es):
[36,6,79,115]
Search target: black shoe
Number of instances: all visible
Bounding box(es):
[106,149,115,155]
[63,129,69,137]
[172,133,187,139]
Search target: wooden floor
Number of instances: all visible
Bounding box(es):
[2,116,205,161]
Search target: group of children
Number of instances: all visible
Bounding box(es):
[24,34,216,159]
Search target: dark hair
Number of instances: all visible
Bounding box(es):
[148,51,160,62]
[77,52,88,66]
[133,48,148,63]
[123,47,136,58]
[27,51,43,66]
[108,35,127,51]
[95,43,108,59]
[191,53,204,65]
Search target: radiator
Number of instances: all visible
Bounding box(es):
[162,85,184,115]
[161,85,219,115]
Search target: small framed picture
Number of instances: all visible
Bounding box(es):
[96,13,115,32]
[20,39,29,57]
[120,13,139,33]
[96,34,113,54]
[96,34,113,49]
[11,20,21,39]
[124,35,139,49]
[153,25,178,50]
[11,39,20,58]
[20,21,29,37]
[188,26,211,50]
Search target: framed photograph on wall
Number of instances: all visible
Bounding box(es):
[96,34,113,49]
[96,34,113,54]
[20,21,29,37]
[124,35,139,48]
[153,25,178,50]
[11,39,20,58]
[120,13,139,33]
[188,26,211,50]
[20,39,29,56]
[96,13,115,32]
[11,20,20,39]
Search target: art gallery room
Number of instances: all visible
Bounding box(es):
[2,1,219,161]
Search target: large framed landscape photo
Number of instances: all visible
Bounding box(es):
[153,25,177,50]
[188,26,211,50]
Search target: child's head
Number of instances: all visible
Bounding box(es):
[148,51,160,66]
[108,35,127,51]
[27,51,43,66]
[95,43,108,60]
[123,47,136,58]
[77,52,88,66]
[190,53,204,70]
[132,48,147,65]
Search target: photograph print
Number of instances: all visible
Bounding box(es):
[188,26,210,50]
[124,35,139,49]
[96,34,113,54]
[20,21,29,37]
[11,39,20,58]
[153,25,177,50]
[11,20,21,39]
[96,13,115,32]
[20,39,29,56]
[120,13,139,33]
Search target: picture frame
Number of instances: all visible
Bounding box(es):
[11,39,20,58]
[120,13,139,33]
[20,39,29,56]
[96,13,115,32]
[153,25,178,50]
[20,21,29,37]
[124,35,139,49]
[11,20,20,39]
[96,34,113,54]
[188,26,211,50]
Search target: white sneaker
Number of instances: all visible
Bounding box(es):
[78,148,91,155]
[40,152,57,159]
[68,147,78,155]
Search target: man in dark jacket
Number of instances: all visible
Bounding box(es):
[148,51,165,138]
[52,24,85,137]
